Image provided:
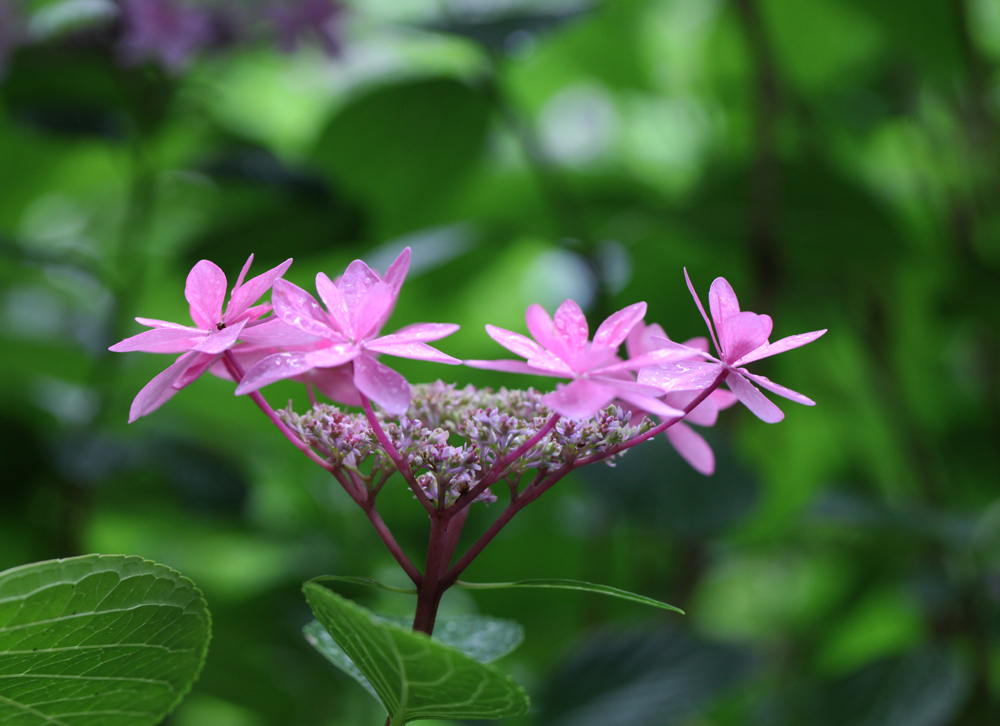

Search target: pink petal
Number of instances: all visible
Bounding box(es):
[316,272,352,336]
[678,395,719,426]
[339,259,381,312]
[304,343,360,368]
[553,299,589,353]
[725,371,784,423]
[373,247,411,332]
[708,277,741,334]
[648,335,716,361]
[185,260,227,329]
[626,321,666,358]
[364,340,460,364]
[174,352,219,388]
[127,352,199,423]
[637,360,723,392]
[710,388,739,409]
[734,329,827,366]
[599,348,694,374]
[233,254,254,292]
[272,279,338,340]
[235,352,315,395]
[739,369,816,406]
[666,422,715,475]
[226,257,293,322]
[353,354,411,415]
[134,317,192,330]
[306,365,362,406]
[376,323,460,345]
[210,345,277,381]
[684,268,721,356]
[720,312,773,364]
[593,375,670,398]
[239,317,322,346]
[352,281,396,340]
[615,390,685,418]
[110,326,205,353]
[681,336,711,354]
[542,379,617,419]
[463,359,570,378]
[486,324,548,360]
[191,318,247,354]
[526,303,571,362]
[382,247,411,297]
[592,302,646,353]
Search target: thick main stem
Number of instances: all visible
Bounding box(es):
[412,515,448,634]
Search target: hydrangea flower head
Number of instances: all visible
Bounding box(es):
[234,248,460,415]
[640,272,826,424]
[110,255,292,422]
[466,300,689,419]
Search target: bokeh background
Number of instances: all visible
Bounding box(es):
[2,0,999,724]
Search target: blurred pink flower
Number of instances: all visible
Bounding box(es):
[118,0,215,72]
[465,300,688,419]
[234,248,460,415]
[626,322,737,475]
[110,255,292,422]
[640,272,826,424]
[269,0,344,56]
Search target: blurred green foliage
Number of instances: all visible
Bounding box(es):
[1,0,998,724]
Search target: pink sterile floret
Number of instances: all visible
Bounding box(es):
[233,247,460,415]
[465,299,690,419]
[625,322,737,475]
[110,254,292,422]
[639,271,826,424]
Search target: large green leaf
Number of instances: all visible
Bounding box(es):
[303,582,528,724]
[457,579,685,614]
[305,611,525,699]
[0,554,211,726]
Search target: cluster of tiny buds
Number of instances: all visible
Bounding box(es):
[279,382,653,507]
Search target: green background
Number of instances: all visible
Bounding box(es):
[1,0,998,723]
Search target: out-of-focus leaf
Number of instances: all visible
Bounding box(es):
[303,582,529,723]
[579,433,758,539]
[1,47,171,137]
[457,578,684,614]
[186,145,363,272]
[539,627,752,726]
[809,647,969,726]
[312,78,490,234]
[0,555,211,726]
[27,0,119,42]
[810,490,976,549]
[424,3,592,52]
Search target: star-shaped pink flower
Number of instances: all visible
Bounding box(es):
[626,322,737,475]
[465,299,688,419]
[234,247,460,415]
[110,254,292,422]
[639,271,826,424]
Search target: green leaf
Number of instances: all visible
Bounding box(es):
[303,582,528,724]
[309,575,417,595]
[304,620,380,701]
[0,554,212,726]
[457,579,685,614]
[305,613,523,701]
